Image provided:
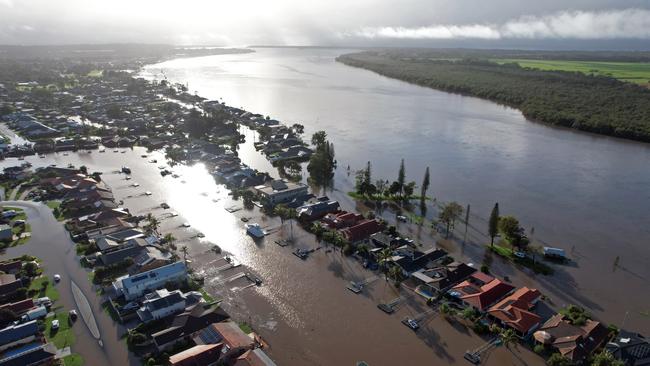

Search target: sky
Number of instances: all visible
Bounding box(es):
[1,0,650,49]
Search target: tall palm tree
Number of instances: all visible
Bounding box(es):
[499,328,518,349]
[163,233,176,248]
[377,248,393,281]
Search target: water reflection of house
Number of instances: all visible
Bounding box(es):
[533,314,609,364]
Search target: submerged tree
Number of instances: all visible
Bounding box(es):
[307,131,336,187]
[439,202,464,238]
[421,166,430,200]
[488,203,500,247]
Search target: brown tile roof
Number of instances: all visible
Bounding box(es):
[169,343,223,366]
[488,287,542,334]
[535,314,609,362]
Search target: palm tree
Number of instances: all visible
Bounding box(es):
[388,265,403,284]
[144,213,160,235]
[163,233,176,248]
[377,248,393,281]
[499,328,518,349]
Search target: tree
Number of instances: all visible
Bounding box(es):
[488,203,499,247]
[355,161,376,196]
[439,202,463,238]
[498,215,528,250]
[388,265,404,284]
[292,123,304,134]
[311,131,327,147]
[421,166,430,200]
[22,262,39,277]
[397,159,405,197]
[0,308,17,326]
[463,204,471,244]
[403,181,416,200]
[499,328,518,348]
[79,165,88,175]
[591,350,624,366]
[163,233,176,248]
[377,248,393,281]
[547,353,572,366]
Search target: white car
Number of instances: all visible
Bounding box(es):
[53,274,61,282]
[51,319,59,330]
[397,215,408,222]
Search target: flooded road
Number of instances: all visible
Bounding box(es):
[141,48,650,334]
[0,201,136,366]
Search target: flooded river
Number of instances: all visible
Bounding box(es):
[141,48,650,334]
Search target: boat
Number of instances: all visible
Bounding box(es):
[160,202,170,209]
[141,154,147,158]
[121,166,131,174]
[245,223,266,238]
[293,249,308,260]
[144,191,152,196]
[346,281,363,294]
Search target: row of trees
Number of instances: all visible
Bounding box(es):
[339,51,650,143]
[354,159,428,204]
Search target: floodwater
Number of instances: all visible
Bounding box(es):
[141,48,650,336]
[0,143,543,365]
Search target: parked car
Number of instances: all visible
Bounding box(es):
[397,215,407,222]
[53,274,61,282]
[12,220,26,227]
[68,310,78,320]
[1,210,17,219]
[51,319,59,330]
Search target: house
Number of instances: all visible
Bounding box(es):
[0,225,13,242]
[131,246,172,274]
[0,320,39,352]
[449,272,515,312]
[254,180,308,206]
[152,305,230,351]
[391,248,448,276]
[2,166,31,180]
[0,274,22,301]
[194,321,255,350]
[112,261,187,301]
[297,200,339,222]
[487,287,542,337]
[340,219,382,243]
[0,261,23,275]
[605,331,650,366]
[169,343,224,366]
[412,261,476,298]
[0,342,57,366]
[0,299,35,317]
[322,211,364,229]
[136,289,203,323]
[234,349,278,366]
[533,314,609,364]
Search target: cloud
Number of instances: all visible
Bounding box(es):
[351,8,650,40]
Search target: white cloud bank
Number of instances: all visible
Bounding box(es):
[352,9,650,40]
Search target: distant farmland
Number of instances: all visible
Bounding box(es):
[496,59,650,86]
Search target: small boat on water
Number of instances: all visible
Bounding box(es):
[63,153,68,156]
[121,166,131,174]
[245,223,266,238]
[224,255,241,267]
[293,249,308,260]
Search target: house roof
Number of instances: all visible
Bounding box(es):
[488,287,542,334]
[413,262,477,291]
[451,275,515,311]
[0,298,35,315]
[234,349,278,366]
[120,261,186,291]
[535,314,610,362]
[0,342,57,366]
[0,261,22,274]
[394,248,448,274]
[169,343,224,366]
[203,321,254,349]
[0,320,39,346]
[152,305,230,347]
[606,331,650,366]
[340,219,382,243]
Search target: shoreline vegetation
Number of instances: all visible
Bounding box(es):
[336,49,650,143]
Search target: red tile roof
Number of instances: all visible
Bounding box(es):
[488,287,542,334]
[452,277,515,311]
[169,343,223,366]
[341,219,382,242]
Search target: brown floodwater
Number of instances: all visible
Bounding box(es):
[140,48,650,337]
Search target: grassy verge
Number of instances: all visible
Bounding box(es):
[63,354,84,366]
[487,244,553,275]
[45,312,75,349]
[199,288,215,303]
[46,200,65,221]
[239,322,253,334]
[28,276,60,302]
[348,191,426,202]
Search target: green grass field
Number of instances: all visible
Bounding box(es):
[45,312,75,349]
[29,276,60,302]
[496,59,650,86]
